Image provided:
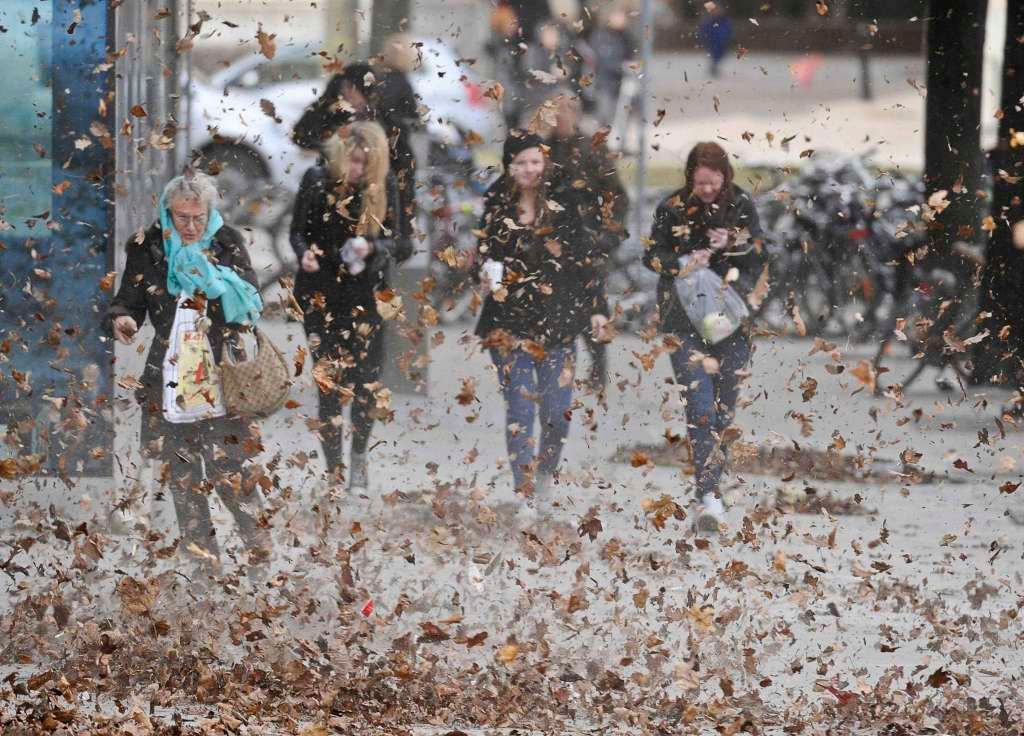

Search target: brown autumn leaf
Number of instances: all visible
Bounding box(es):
[99,271,118,291]
[259,98,282,123]
[483,81,504,103]
[849,359,877,392]
[116,576,159,617]
[130,104,147,118]
[465,631,488,648]
[630,450,651,468]
[456,377,477,406]
[256,25,277,59]
[521,340,547,361]
[294,346,307,378]
[900,449,923,465]
[497,644,519,663]
[417,622,450,643]
[799,377,818,402]
[791,304,807,337]
[815,0,829,16]
[52,180,72,195]
[999,481,1020,494]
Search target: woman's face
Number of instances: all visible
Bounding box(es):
[346,146,368,183]
[168,197,208,244]
[510,147,545,191]
[692,165,725,204]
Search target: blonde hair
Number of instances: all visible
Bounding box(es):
[324,121,390,238]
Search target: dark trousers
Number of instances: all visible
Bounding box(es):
[152,416,264,559]
[668,329,751,499]
[306,319,385,472]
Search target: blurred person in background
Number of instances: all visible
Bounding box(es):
[292,61,417,236]
[698,3,734,78]
[502,0,552,50]
[290,122,413,492]
[474,130,611,520]
[588,4,635,127]
[486,4,530,130]
[643,142,767,534]
[533,91,629,392]
[522,21,591,116]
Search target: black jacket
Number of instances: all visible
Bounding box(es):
[108,223,257,442]
[546,132,629,260]
[290,166,413,334]
[474,176,609,348]
[644,183,768,336]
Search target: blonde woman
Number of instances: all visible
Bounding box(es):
[290,121,412,490]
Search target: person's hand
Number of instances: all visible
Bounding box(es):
[301,249,321,273]
[591,314,613,343]
[113,315,138,345]
[708,228,731,251]
[347,236,373,260]
[690,248,712,268]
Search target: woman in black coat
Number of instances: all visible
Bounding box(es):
[475,130,611,518]
[109,172,268,567]
[290,121,412,491]
[644,141,768,534]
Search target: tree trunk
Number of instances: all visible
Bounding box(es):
[974,0,1024,385]
[924,1,987,260]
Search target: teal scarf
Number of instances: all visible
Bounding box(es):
[159,194,263,325]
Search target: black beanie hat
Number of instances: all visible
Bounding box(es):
[327,62,376,100]
[502,130,545,170]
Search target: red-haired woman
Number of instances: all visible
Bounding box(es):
[644,142,767,533]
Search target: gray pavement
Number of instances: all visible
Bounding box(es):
[3,314,1023,730]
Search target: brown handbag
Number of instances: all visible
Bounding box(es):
[219,328,291,417]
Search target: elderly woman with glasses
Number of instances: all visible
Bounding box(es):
[109,171,269,571]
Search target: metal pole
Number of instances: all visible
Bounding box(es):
[632,0,654,245]
[185,0,193,155]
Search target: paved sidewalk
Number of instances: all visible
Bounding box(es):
[3,317,1022,730]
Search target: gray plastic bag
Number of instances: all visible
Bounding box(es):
[674,255,750,344]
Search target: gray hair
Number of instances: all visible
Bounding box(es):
[162,171,219,209]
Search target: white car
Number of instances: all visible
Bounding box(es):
[182,39,504,194]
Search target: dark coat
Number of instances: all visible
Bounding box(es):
[474,176,609,348]
[290,166,412,336]
[291,79,418,234]
[644,183,768,337]
[108,223,257,444]
[546,132,629,259]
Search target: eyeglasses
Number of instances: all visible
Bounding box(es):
[169,210,208,229]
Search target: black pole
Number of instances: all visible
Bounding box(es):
[924,0,987,263]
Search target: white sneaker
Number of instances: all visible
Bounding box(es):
[515,499,539,529]
[696,493,725,534]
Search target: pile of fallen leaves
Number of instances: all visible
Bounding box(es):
[615,439,896,483]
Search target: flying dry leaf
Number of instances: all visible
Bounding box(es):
[256,25,277,59]
[260,98,282,123]
[850,359,876,392]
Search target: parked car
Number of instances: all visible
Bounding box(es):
[181,40,504,298]
[182,39,504,195]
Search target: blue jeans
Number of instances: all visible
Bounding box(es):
[668,329,751,499]
[490,345,576,489]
